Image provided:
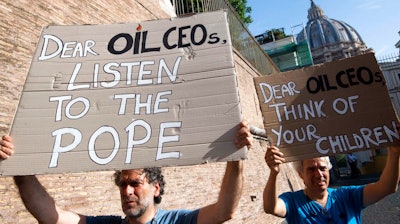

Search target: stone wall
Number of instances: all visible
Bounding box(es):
[0,1,300,223]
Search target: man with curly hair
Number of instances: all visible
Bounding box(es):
[1,121,253,224]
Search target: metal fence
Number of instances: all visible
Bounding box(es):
[377,52,400,69]
[377,52,400,116]
[377,52,400,90]
[170,0,278,75]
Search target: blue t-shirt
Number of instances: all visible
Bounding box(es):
[86,208,199,224]
[279,186,365,224]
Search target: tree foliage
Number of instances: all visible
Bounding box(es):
[173,0,253,26]
[229,0,253,25]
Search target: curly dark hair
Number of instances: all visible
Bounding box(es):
[113,167,165,204]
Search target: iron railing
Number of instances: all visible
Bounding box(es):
[377,52,400,91]
[170,0,278,75]
[377,52,400,69]
[377,52,400,116]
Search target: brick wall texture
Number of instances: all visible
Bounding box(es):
[0,1,302,223]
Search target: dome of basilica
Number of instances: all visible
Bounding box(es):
[296,0,372,64]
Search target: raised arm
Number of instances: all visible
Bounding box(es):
[263,146,287,217]
[14,175,86,224]
[197,121,253,224]
[363,144,400,207]
[1,135,85,224]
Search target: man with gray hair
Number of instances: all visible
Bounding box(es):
[263,144,400,224]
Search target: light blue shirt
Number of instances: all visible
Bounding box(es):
[279,186,365,224]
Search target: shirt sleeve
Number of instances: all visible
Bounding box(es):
[155,208,200,224]
[334,185,365,209]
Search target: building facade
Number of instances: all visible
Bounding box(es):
[378,31,400,117]
[296,0,373,64]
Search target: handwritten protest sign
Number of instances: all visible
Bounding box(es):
[254,53,399,161]
[0,10,246,175]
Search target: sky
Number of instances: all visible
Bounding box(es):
[246,0,400,58]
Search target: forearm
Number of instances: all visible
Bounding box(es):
[263,172,279,214]
[378,148,400,192]
[198,161,243,224]
[364,147,400,206]
[14,175,59,224]
[217,160,243,216]
[197,120,251,224]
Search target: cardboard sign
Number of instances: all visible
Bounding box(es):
[0,10,246,175]
[254,53,399,161]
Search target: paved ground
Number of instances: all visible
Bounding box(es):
[332,174,400,224]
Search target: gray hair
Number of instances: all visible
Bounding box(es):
[293,156,332,173]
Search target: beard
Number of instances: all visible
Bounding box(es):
[124,206,147,218]
[122,195,153,218]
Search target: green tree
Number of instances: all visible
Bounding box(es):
[229,0,253,25]
[172,0,253,26]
